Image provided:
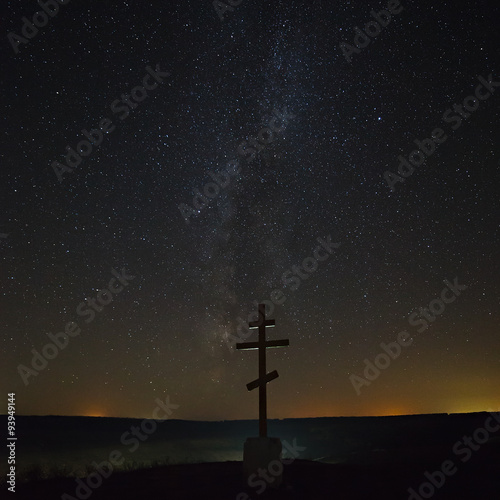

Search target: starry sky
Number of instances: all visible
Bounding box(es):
[1,0,499,420]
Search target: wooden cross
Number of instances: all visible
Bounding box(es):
[236,303,289,437]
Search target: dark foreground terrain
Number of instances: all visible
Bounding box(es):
[12,454,500,500]
[3,412,500,499]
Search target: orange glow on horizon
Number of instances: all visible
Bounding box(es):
[83,408,107,418]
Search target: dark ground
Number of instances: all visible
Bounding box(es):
[4,413,500,499]
[12,450,500,500]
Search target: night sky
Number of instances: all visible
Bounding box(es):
[1,0,499,421]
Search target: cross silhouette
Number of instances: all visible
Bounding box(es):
[236,303,289,437]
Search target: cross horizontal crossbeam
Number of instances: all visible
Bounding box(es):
[236,339,289,350]
[249,319,275,329]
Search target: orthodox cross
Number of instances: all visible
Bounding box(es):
[236,303,289,437]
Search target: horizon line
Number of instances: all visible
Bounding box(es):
[1,410,496,420]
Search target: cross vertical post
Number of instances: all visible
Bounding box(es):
[258,303,268,437]
[236,303,289,437]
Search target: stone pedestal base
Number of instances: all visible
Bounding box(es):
[243,437,283,490]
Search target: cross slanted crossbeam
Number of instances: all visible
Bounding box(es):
[236,303,289,437]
